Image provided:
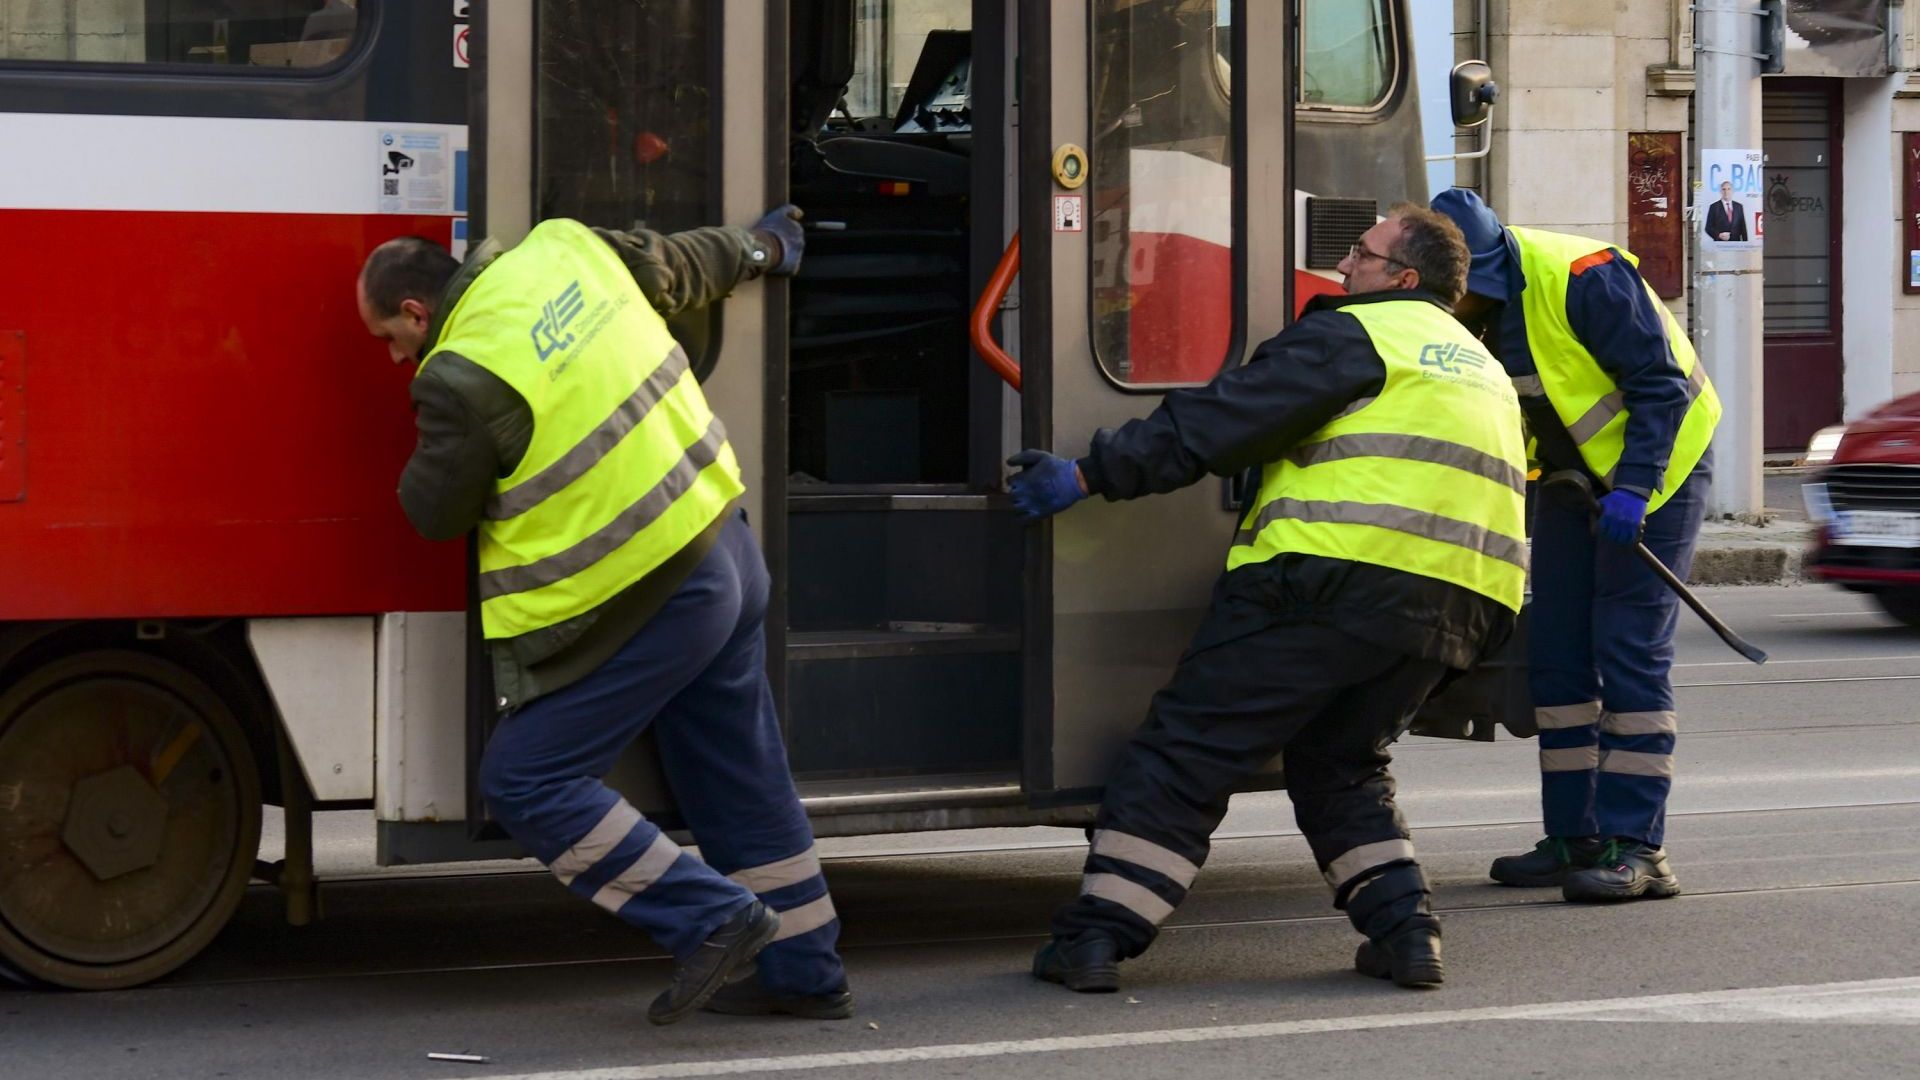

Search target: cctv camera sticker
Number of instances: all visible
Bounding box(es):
[378,130,453,215]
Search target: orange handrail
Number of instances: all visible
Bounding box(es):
[969,234,1022,391]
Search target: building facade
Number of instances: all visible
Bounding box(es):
[1450,0,1919,455]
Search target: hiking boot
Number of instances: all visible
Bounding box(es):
[1354,924,1444,989]
[1489,835,1607,887]
[703,978,855,1020]
[647,902,781,1026]
[1562,840,1681,902]
[1032,932,1121,994]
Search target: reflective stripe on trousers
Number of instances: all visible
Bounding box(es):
[1073,830,1206,925]
[1321,837,1417,891]
[728,845,841,943]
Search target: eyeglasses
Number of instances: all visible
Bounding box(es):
[1347,241,1412,271]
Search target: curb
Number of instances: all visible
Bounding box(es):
[1686,542,1809,586]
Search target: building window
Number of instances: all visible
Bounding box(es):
[0,0,361,68]
[1091,0,1240,389]
[1300,0,1395,111]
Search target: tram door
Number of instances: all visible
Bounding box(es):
[471,1,782,820]
[1029,2,1292,795]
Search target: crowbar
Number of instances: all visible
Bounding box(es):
[1544,470,1768,664]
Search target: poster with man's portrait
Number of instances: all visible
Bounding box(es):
[1698,149,1764,250]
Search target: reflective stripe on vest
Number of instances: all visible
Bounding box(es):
[1509,226,1720,512]
[1228,299,1529,612]
[423,218,744,640]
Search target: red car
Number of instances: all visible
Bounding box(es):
[1802,391,1920,626]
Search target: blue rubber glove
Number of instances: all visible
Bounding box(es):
[1596,489,1649,546]
[1006,450,1087,522]
[752,204,806,275]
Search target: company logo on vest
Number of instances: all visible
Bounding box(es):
[1418,342,1490,375]
[530,280,587,361]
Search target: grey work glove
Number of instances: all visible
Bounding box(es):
[753,204,806,275]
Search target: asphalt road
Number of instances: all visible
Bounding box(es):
[7,583,1918,1080]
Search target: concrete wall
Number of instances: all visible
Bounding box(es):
[1844,76,1900,417]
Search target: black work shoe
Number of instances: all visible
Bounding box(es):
[702,978,855,1020]
[1354,924,1444,989]
[648,902,782,1026]
[1562,840,1681,902]
[1489,835,1607,887]
[1032,933,1121,994]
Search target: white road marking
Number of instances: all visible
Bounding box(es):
[1676,654,1920,669]
[452,977,1920,1080]
[1677,675,1920,688]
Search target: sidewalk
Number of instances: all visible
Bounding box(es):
[1687,466,1813,586]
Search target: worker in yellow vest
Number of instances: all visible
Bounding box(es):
[355,208,852,1025]
[1008,206,1526,993]
[1431,190,1718,903]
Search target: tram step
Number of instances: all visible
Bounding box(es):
[787,626,1021,662]
[788,488,1021,631]
[788,488,1010,512]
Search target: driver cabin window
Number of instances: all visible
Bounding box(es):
[1300,0,1394,110]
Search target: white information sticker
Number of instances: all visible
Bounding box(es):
[1054,195,1084,232]
[378,130,452,214]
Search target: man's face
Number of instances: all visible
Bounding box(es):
[1453,290,1495,327]
[1337,218,1419,296]
[1720,182,1733,202]
[357,277,433,366]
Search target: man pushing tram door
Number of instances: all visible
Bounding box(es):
[1010,206,1527,992]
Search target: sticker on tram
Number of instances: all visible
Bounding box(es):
[378,130,455,214]
[1054,195,1084,233]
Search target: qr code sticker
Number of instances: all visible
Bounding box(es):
[383,178,400,196]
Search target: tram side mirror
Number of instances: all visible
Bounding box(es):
[1449,61,1499,128]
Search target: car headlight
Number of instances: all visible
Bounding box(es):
[1804,425,1846,467]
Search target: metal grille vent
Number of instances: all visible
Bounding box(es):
[1825,465,1920,515]
[1305,197,1378,270]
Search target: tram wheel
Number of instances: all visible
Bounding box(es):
[0,650,263,990]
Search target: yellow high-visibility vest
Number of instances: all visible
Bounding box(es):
[423,218,744,640]
[1509,226,1719,511]
[1229,299,1529,612]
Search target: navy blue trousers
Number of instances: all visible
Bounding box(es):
[480,512,846,996]
[1053,594,1449,960]
[1529,456,1710,847]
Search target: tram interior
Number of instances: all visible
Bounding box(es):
[780,1,1025,788]
[787,0,980,487]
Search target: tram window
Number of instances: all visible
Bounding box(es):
[0,0,360,68]
[536,1,715,233]
[1300,0,1395,110]
[1091,0,1239,389]
[536,1,721,374]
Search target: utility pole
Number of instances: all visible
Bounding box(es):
[1694,2,1769,519]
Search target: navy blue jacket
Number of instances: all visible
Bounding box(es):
[1075,289,1513,670]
